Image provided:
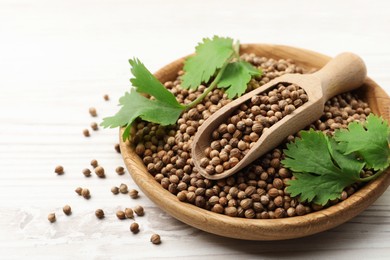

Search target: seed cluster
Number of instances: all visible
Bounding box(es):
[200,83,307,175]
[131,53,373,219]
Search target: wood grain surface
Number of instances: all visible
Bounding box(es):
[0,0,389,259]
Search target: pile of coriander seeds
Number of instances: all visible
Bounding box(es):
[131,53,373,219]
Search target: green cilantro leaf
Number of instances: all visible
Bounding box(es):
[180,36,235,90]
[218,60,262,99]
[283,130,364,205]
[129,58,182,107]
[334,114,390,171]
[101,90,183,140]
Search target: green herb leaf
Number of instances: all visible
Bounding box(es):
[218,60,262,99]
[283,130,364,205]
[334,114,390,170]
[101,90,183,140]
[180,36,235,90]
[129,58,182,107]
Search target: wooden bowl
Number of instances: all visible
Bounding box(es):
[120,44,390,240]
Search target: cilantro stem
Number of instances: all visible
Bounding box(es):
[358,169,387,182]
[185,54,234,109]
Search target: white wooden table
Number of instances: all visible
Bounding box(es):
[1,0,389,259]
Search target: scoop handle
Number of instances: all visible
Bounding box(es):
[313,52,367,101]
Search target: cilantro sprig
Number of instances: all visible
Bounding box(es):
[282,114,390,205]
[101,36,262,140]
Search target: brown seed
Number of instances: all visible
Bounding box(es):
[125,208,134,218]
[116,166,125,175]
[224,207,238,217]
[111,186,119,194]
[150,234,161,244]
[129,189,139,199]
[134,205,144,216]
[81,188,90,199]
[63,205,72,215]
[90,159,98,168]
[82,168,91,177]
[90,122,99,131]
[95,166,105,178]
[103,94,109,101]
[83,129,90,137]
[119,183,128,194]
[130,222,139,234]
[177,191,187,202]
[55,165,64,175]
[114,143,121,153]
[116,210,126,220]
[89,107,97,117]
[48,213,56,223]
[75,187,82,195]
[95,209,105,219]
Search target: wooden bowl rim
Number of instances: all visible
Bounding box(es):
[120,43,390,240]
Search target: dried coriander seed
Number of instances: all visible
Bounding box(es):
[48,213,56,223]
[129,189,139,199]
[89,107,97,117]
[103,94,109,101]
[116,210,126,220]
[54,165,64,175]
[82,168,91,177]
[111,186,119,194]
[83,129,90,137]
[81,188,90,199]
[116,166,125,175]
[63,205,72,215]
[95,209,104,219]
[130,222,139,234]
[119,183,128,194]
[150,234,161,244]
[75,187,83,196]
[90,159,98,168]
[134,205,144,216]
[90,122,99,131]
[114,143,121,153]
[125,208,134,218]
[95,166,105,178]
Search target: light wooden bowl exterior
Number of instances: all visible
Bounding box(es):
[120,44,390,240]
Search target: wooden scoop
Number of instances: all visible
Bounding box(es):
[192,52,367,180]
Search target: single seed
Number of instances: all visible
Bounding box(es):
[111,186,119,194]
[83,129,90,137]
[75,187,82,195]
[48,213,56,223]
[90,122,98,131]
[125,208,134,218]
[134,205,144,216]
[89,107,97,117]
[55,165,64,175]
[116,166,125,175]
[95,209,105,219]
[63,205,72,215]
[114,143,121,153]
[81,188,90,199]
[116,210,126,220]
[95,166,105,178]
[119,183,128,194]
[150,234,161,244]
[130,222,139,234]
[103,94,109,101]
[90,159,98,168]
[129,189,139,199]
[82,168,91,177]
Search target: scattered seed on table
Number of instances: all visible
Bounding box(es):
[82,168,91,177]
[90,122,99,131]
[95,209,104,219]
[63,205,72,215]
[119,183,128,194]
[125,208,134,218]
[116,210,126,220]
[89,107,97,117]
[130,222,139,234]
[81,188,90,199]
[116,166,125,175]
[83,129,90,137]
[114,143,121,153]
[111,186,119,194]
[129,189,139,199]
[95,166,105,178]
[103,94,109,101]
[150,234,161,244]
[75,187,82,195]
[134,205,144,216]
[90,159,98,168]
[54,165,64,175]
[48,213,56,223]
